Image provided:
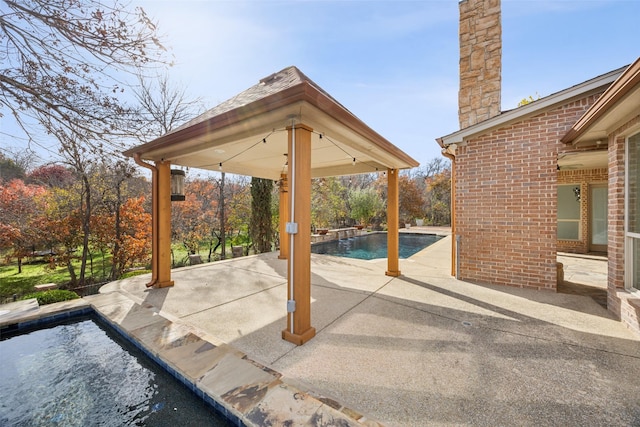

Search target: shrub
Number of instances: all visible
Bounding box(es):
[120,269,151,279]
[21,290,79,305]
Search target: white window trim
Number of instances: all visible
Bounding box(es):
[625,131,640,292]
[558,183,581,241]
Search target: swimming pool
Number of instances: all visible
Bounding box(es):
[0,315,232,426]
[311,232,443,260]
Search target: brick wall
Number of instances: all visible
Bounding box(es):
[557,168,608,253]
[608,116,640,335]
[455,94,602,290]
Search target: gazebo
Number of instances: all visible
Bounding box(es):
[124,66,419,345]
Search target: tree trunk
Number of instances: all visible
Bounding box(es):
[250,177,273,253]
[67,258,77,285]
[110,182,122,280]
[219,172,226,260]
[78,174,91,286]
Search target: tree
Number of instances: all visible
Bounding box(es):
[28,164,75,188]
[517,93,540,107]
[133,73,203,139]
[249,177,273,253]
[225,176,251,253]
[349,187,383,228]
[218,172,227,259]
[312,177,348,229]
[114,196,151,273]
[89,160,144,279]
[400,158,451,225]
[0,155,26,183]
[37,185,84,284]
[182,177,220,262]
[0,0,166,148]
[55,131,95,286]
[131,70,204,264]
[425,169,451,226]
[171,190,207,259]
[0,179,47,272]
[398,175,425,225]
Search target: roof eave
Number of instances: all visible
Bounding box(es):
[561,58,640,144]
[123,83,309,158]
[437,66,625,148]
[124,80,418,170]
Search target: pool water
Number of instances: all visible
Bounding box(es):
[311,232,443,260]
[0,317,232,427]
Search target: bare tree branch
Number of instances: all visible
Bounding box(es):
[0,0,168,148]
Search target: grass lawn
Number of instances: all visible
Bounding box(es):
[0,261,72,300]
[0,253,116,300]
[1,242,249,301]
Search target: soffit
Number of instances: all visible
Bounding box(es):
[562,57,640,145]
[557,150,608,171]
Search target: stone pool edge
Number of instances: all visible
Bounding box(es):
[0,293,382,427]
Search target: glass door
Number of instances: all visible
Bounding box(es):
[590,184,608,252]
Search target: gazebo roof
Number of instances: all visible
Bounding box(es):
[124,66,419,179]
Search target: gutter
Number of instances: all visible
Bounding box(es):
[133,153,158,288]
[441,145,458,279]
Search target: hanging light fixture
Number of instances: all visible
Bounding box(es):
[170,169,186,201]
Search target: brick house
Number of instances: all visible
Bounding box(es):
[437,0,640,335]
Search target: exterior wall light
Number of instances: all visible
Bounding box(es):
[170,169,186,201]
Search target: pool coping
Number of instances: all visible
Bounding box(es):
[0,294,382,426]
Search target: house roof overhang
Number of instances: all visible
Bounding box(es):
[124,67,419,180]
[436,66,626,150]
[561,57,640,146]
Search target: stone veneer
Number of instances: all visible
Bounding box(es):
[458,0,502,129]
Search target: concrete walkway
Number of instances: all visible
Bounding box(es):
[99,231,640,426]
[3,230,640,426]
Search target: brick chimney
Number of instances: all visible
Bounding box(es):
[458,0,502,129]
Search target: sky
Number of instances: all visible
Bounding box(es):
[3,0,640,170]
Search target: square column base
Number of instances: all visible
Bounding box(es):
[385,270,401,277]
[156,280,175,288]
[282,327,316,346]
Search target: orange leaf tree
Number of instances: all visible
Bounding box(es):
[115,196,151,273]
[0,179,47,272]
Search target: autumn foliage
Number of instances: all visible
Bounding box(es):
[1,153,451,294]
[0,179,47,260]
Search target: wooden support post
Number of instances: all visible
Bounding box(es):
[149,164,159,287]
[155,161,174,288]
[386,168,401,277]
[278,173,289,260]
[282,124,316,345]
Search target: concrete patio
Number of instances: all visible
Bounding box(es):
[3,229,640,426]
[102,229,640,426]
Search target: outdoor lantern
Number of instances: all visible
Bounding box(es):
[170,169,186,201]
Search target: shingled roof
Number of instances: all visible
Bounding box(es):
[125,66,418,179]
[171,66,348,134]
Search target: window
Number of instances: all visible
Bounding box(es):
[626,132,640,291]
[558,184,581,240]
